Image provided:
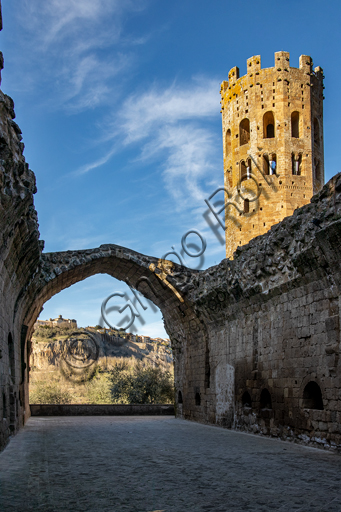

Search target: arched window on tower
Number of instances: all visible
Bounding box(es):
[269,154,276,175]
[247,158,252,178]
[225,128,231,157]
[263,154,269,175]
[292,154,302,175]
[241,159,251,182]
[263,111,275,138]
[302,381,323,410]
[263,154,276,175]
[178,390,183,404]
[291,111,300,138]
[240,160,247,181]
[244,198,250,214]
[239,118,250,146]
[313,118,320,145]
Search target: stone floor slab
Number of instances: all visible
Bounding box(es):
[0,417,340,511]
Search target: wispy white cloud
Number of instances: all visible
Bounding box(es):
[23,0,120,45]
[20,0,144,48]
[80,78,222,205]
[152,123,219,204]
[117,79,219,144]
[74,147,117,176]
[14,0,148,110]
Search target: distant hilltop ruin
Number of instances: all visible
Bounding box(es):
[34,315,77,329]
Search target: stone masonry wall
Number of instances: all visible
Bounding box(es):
[0,90,41,450]
[177,174,341,451]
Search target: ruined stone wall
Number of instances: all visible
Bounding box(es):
[221,52,324,259]
[176,174,341,451]
[0,91,41,450]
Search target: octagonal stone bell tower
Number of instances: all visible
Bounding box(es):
[220,51,324,259]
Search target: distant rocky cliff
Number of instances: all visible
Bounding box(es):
[30,326,173,377]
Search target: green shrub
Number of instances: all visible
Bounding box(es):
[29,381,74,404]
[109,360,174,404]
[85,372,112,404]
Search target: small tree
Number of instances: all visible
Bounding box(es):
[109,361,174,404]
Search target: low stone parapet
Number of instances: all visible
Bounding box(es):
[30,404,175,416]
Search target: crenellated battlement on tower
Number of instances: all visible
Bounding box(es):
[220,51,324,259]
[221,52,323,95]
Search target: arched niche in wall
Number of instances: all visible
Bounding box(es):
[302,381,323,410]
[242,390,252,407]
[260,388,272,410]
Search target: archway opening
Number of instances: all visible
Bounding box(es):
[29,275,174,406]
[178,390,183,404]
[303,381,323,410]
[239,118,250,146]
[260,388,272,410]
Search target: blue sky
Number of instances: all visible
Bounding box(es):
[1,0,340,337]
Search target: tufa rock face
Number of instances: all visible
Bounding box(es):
[30,329,173,372]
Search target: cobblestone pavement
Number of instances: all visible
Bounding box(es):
[0,417,340,512]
